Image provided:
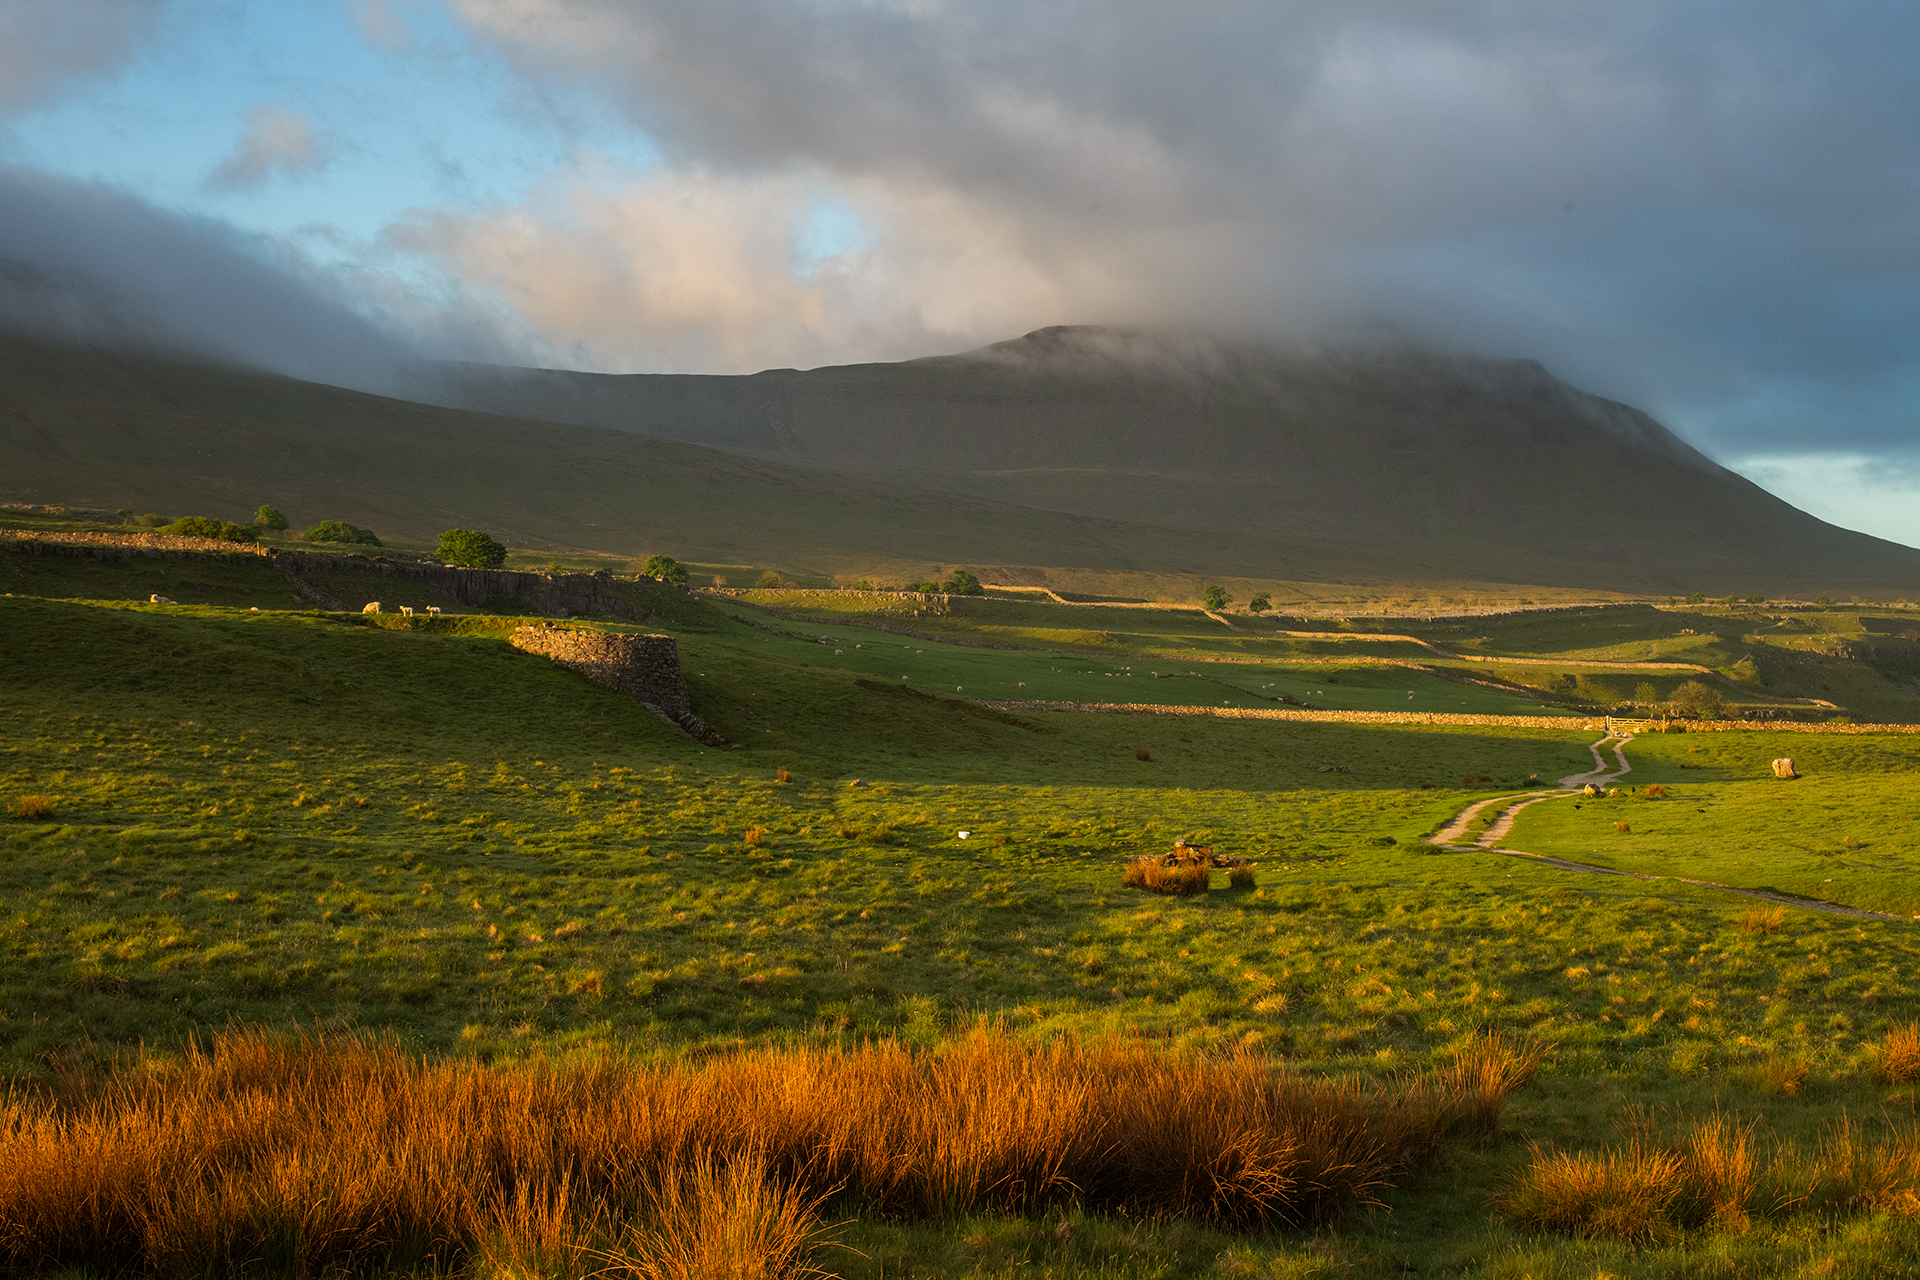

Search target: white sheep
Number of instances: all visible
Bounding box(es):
[426,606,441,616]
[400,605,415,617]
[149,594,174,604]
[362,602,381,613]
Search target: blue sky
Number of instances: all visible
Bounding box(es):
[0,0,1916,548]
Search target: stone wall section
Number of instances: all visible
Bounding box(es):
[271,552,661,622]
[510,626,725,746]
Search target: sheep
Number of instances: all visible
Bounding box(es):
[362,602,382,613]
[149,594,174,604]
[426,606,441,616]
[400,605,414,617]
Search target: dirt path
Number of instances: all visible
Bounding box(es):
[1429,733,1909,921]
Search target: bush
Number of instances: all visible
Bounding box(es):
[942,569,984,596]
[1201,585,1231,610]
[159,516,258,543]
[436,528,507,568]
[1248,591,1271,613]
[1669,680,1724,720]
[252,504,289,532]
[305,520,381,547]
[755,570,790,589]
[641,555,689,585]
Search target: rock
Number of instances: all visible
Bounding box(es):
[1773,758,1798,779]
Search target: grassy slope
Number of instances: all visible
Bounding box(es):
[9,594,1920,1272]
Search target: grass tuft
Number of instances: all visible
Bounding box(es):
[1504,1139,1685,1243]
[1227,864,1257,891]
[1737,905,1788,936]
[1122,858,1210,896]
[10,793,53,820]
[1878,1023,1920,1084]
[1644,783,1666,797]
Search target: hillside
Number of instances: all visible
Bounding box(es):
[6,327,1920,595]
[416,326,1920,595]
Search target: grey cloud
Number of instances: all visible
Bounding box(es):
[0,0,168,111]
[0,165,416,389]
[208,105,328,191]
[446,0,1920,457]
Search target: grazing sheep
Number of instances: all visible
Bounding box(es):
[362,602,381,613]
[149,594,174,604]
[400,605,414,617]
[426,606,441,616]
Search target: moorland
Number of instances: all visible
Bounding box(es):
[6,516,1920,1278]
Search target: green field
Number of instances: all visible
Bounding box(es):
[8,569,1920,1276]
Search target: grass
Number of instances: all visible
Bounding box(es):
[0,1025,1534,1276]
[9,578,1920,1275]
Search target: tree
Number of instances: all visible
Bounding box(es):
[253,504,290,532]
[437,528,507,568]
[1685,592,1706,605]
[305,520,381,547]
[644,554,690,585]
[160,516,258,543]
[755,569,789,588]
[1669,679,1724,720]
[942,568,984,596]
[1634,681,1659,706]
[1815,596,1833,606]
[1248,591,1272,614]
[1202,584,1231,610]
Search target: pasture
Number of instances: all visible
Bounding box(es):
[5,583,1920,1277]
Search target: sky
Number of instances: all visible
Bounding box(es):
[1,0,1917,547]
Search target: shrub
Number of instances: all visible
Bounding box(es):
[1201,584,1231,610]
[1248,591,1271,613]
[252,504,290,531]
[159,516,258,542]
[305,520,381,547]
[1737,905,1787,936]
[11,794,53,820]
[755,570,789,589]
[436,528,507,568]
[641,556,687,583]
[942,569,984,596]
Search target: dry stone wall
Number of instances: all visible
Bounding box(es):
[509,626,725,746]
[270,551,661,622]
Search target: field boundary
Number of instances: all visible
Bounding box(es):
[976,699,1920,732]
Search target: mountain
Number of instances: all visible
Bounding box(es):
[4,325,1918,595]
[414,325,1920,594]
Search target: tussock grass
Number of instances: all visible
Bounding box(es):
[1644,783,1667,797]
[1227,865,1256,890]
[0,1027,1527,1276]
[1504,1139,1686,1243]
[1122,857,1211,896]
[1878,1023,1920,1084]
[9,793,52,820]
[1738,905,1788,936]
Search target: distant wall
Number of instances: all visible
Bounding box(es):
[509,626,725,746]
[269,551,661,622]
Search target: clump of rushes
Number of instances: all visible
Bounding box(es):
[1877,1023,1920,1083]
[775,766,791,783]
[1644,783,1667,798]
[1503,1139,1686,1244]
[0,1025,1535,1275]
[11,794,52,820]
[1135,748,1151,762]
[1737,905,1787,936]
[1615,821,1631,833]
[742,827,772,847]
[1228,865,1257,890]
[1123,857,1210,896]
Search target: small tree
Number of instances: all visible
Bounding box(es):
[1815,596,1833,606]
[943,568,984,596]
[437,528,507,568]
[1202,585,1231,610]
[254,504,290,532]
[1634,681,1659,706]
[160,516,258,543]
[1669,679,1724,720]
[1685,592,1706,605]
[755,569,789,588]
[643,555,690,585]
[1248,591,1272,614]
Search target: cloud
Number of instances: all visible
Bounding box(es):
[208,105,328,191]
[0,0,167,112]
[351,0,416,54]
[425,0,1920,458]
[0,164,414,389]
